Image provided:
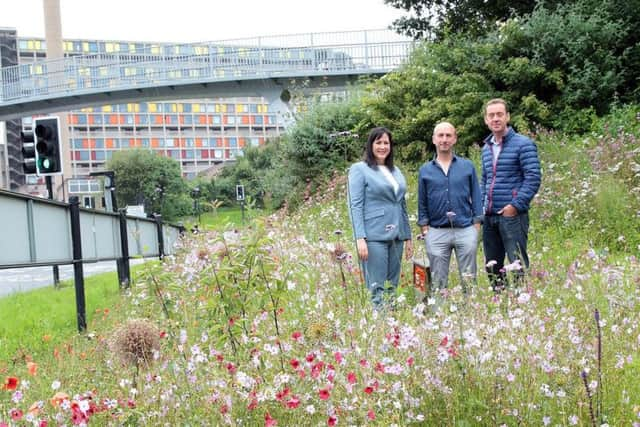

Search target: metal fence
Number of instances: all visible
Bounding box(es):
[0,188,183,331]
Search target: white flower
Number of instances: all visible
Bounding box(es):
[236,371,256,389]
[517,292,531,304]
[51,380,61,390]
[78,399,90,413]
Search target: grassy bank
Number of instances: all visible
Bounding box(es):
[1,108,639,425]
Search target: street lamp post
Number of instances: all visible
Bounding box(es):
[329,130,359,164]
[191,186,201,224]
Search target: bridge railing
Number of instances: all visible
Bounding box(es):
[0,29,414,105]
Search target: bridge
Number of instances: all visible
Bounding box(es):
[0,29,414,120]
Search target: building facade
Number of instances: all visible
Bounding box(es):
[10,35,283,197]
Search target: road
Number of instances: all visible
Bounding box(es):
[0,259,148,298]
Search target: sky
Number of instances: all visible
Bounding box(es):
[0,0,407,42]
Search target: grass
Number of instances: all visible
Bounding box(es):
[184,205,265,232]
[0,265,148,362]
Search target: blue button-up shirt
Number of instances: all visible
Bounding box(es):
[417,155,483,228]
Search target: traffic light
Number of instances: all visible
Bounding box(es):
[21,129,37,175]
[34,116,62,175]
[236,184,245,201]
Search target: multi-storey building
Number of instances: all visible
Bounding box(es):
[10,34,283,197]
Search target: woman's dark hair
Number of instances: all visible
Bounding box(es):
[364,127,394,170]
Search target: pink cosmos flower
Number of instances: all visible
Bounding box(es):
[276,387,290,401]
[247,398,258,410]
[286,396,300,409]
[319,388,330,400]
[265,411,277,427]
[291,331,302,341]
[503,259,522,272]
[367,409,376,420]
[10,408,23,421]
[347,372,357,384]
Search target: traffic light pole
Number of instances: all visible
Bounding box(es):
[45,175,60,286]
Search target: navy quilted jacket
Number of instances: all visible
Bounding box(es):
[481,127,541,215]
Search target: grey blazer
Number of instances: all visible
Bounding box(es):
[347,161,411,242]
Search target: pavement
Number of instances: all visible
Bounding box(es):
[0,258,148,298]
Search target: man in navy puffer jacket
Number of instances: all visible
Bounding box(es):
[481,99,541,290]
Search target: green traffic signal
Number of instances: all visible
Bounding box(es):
[33,116,62,175]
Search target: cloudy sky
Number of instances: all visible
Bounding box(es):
[0,0,406,42]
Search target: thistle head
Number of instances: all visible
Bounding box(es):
[110,319,160,367]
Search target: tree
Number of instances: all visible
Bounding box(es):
[106,148,190,220]
[282,97,366,182]
[384,0,561,39]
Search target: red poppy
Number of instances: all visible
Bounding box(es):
[328,415,337,426]
[291,331,302,341]
[367,409,376,420]
[319,388,330,400]
[347,372,357,384]
[364,386,374,395]
[2,376,18,391]
[290,359,300,369]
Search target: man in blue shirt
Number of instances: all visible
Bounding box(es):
[418,122,483,291]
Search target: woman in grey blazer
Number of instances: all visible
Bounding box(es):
[347,127,413,308]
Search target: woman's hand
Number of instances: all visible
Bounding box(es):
[404,239,413,260]
[356,238,368,261]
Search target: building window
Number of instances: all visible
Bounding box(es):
[83,196,96,209]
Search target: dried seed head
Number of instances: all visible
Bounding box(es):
[110,319,160,367]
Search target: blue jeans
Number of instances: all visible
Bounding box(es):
[425,225,479,291]
[361,239,404,308]
[483,212,530,288]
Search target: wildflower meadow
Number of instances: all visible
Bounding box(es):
[1,111,640,426]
